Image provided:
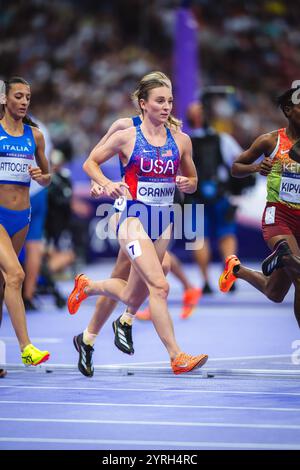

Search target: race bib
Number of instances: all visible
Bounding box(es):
[279,173,300,204]
[264,206,275,225]
[137,177,175,205]
[113,196,127,211]
[0,156,32,184]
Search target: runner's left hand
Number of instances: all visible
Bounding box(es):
[176,176,192,193]
[29,165,43,182]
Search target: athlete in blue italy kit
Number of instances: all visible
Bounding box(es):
[22,118,53,311]
[68,76,208,375]
[0,77,51,368]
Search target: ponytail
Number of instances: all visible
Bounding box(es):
[23,115,39,128]
[167,114,182,131]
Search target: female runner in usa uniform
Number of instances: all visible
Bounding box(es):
[72,72,201,378]
[68,76,208,374]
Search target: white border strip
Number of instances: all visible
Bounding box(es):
[1,362,299,379]
[1,400,300,412]
[110,354,292,367]
[1,417,300,430]
[0,437,299,449]
[1,385,300,396]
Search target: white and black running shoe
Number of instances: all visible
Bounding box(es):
[73,333,94,377]
[112,316,134,355]
[262,240,292,276]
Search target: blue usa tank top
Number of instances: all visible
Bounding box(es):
[123,125,180,206]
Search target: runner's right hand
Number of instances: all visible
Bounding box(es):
[103,181,129,199]
[258,157,272,176]
[90,181,104,198]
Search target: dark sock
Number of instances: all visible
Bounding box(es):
[203,282,213,294]
[233,264,240,275]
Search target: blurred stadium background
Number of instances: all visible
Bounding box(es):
[1,0,299,263]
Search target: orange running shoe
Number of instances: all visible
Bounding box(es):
[68,274,90,315]
[171,352,208,375]
[180,287,202,319]
[219,255,240,293]
[135,307,151,321]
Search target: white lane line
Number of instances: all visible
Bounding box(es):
[110,354,291,367]
[0,337,63,344]
[208,354,291,361]
[1,417,300,430]
[0,437,299,449]
[1,385,300,396]
[1,400,300,413]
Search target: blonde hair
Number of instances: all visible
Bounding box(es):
[132,71,182,131]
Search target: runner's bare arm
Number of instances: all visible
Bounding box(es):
[232,133,276,178]
[94,118,134,149]
[90,118,134,192]
[177,134,198,193]
[83,129,131,197]
[31,127,51,187]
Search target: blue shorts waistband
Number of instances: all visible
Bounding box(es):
[0,205,31,215]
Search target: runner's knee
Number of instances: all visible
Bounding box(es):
[6,268,25,289]
[149,277,170,300]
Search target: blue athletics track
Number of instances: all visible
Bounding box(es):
[0,262,299,451]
